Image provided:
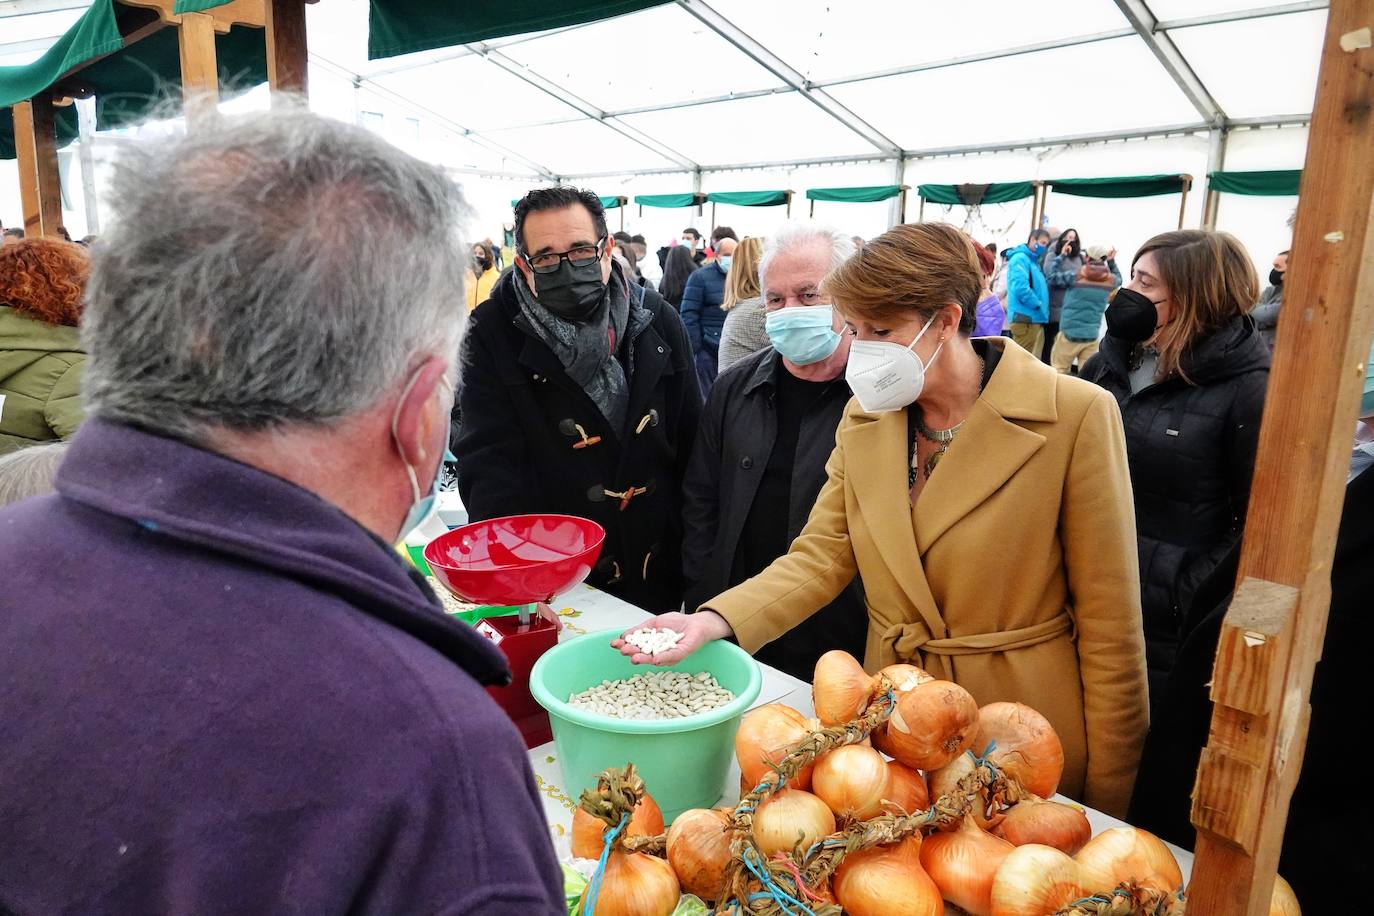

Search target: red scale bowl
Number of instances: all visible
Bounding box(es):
[424,514,605,748]
[423,513,605,605]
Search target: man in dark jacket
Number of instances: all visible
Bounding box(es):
[457,187,703,613]
[0,108,563,914]
[681,233,738,396]
[1081,315,1270,714]
[681,224,865,681]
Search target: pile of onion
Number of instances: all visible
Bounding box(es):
[572,792,665,859]
[813,745,891,820]
[974,702,1065,799]
[666,808,732,902]
[920,813,1014,916]
[883,760,930,815]
[752,788,837,857]
[1075,827,1182,896]
[834,835,943,916]
[993,796,1092,855]
[813,650,877,727]
[735,704,820,791]
[883,679,979,771]
[989,843,1084,916]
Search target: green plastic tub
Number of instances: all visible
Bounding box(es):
[530,628,762,822]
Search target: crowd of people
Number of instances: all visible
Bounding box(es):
[0,105,1369,913]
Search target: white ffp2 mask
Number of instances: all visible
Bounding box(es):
[844,314,945,413]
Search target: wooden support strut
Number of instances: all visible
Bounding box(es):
[12,96,62,238]
[1176,175,1191,230]
[1187,2,1374,913]
[265,0,308,97]
[177,10,220,115]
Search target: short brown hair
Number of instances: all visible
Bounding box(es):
[0,237,90,327]
[822,222,981,333]
[1133,230,1258,382]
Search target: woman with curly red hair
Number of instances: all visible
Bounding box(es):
[0,237,91,454]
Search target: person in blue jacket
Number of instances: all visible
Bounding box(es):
[1006,228,1052,357]
[680,233,739,396]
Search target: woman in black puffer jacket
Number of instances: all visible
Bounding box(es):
[1081,230,1269,719]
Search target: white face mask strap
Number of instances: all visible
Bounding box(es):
[391,365,429,503]
[905,312,940,353]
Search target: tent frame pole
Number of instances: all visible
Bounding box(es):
[12,95,62,238]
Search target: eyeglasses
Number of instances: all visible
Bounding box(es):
[526,237,606,274]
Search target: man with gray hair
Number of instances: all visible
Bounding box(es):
[678,223,866,680]
[0,106,563,914]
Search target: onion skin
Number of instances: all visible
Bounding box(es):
[1271,874,1301,916]
[752,788,837,858]
[835,836,944,916]
[571,793,665,859]
[884,680,979,771]
[883,760,930,816]
[993,796,1092,856]
[813,650,877,726]
[666,808,732,902]
[735,704,818,791]
[920,814,1014,916]
[813,745,892,820]
[576,849,680,916]
[871,665,933,757]
[990,844,1084,916]
[1075,827,1182,896]
[975,702,1065,799]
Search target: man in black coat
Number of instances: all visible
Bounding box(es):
[456,188,703,613]
[680,224,866,681]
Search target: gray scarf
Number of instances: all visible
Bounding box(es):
[513,264,635,431]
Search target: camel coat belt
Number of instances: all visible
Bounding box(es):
[701,339,1148,816]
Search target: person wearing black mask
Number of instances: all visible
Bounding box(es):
[1251,249,1288,351]
[456,187,703,613]
[1080,230,1270,720]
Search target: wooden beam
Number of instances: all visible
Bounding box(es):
[1187,3,1374,913]
[265,0,308,97]
[118,0,264,34]
[177,10,220,117]
[12,97,63,238]
[1177,176,1191,230]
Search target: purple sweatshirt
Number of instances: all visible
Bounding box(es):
[0,419,564,915]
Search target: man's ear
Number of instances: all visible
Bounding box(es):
[393,356,450,473]
[515,253,536,294]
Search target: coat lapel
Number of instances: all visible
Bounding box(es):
[915,340,1057,554]
[843,410,948,640]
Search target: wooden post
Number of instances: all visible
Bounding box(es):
[1204,187,1221,230]
[809,199,815,218]
[1187,3,1374,913]
[178,11,220,118]
[265,0,308,97]
[918,196,925,222]
[1177,176,1191,230]
[12,96,63,238]
[899,187,908,223]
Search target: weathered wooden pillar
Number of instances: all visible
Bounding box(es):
[265,0,309,98]
[1187,2,1374,913]
[178,10,221,119]
[12,95,63,238]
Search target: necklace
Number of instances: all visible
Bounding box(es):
[907,353,984,489]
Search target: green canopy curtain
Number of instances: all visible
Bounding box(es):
[1208,170,1302,196]
[367,0,670,59]
[706,190,790,207]
[1045,174,1189,198]
[634,193,704,209]
[805,185,904,204]
[916,182,1036,206]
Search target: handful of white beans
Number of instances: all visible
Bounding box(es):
[568,670,735,720]
[623,627,683,655]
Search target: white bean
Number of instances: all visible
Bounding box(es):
[567,670,735,720]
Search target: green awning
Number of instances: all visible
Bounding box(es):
[509,195,627,209]
[917,182,1036,206]
[707,190,790,207]
[1208,169,1302,197]
[634,193,703,208]
[806,185,904,204]
[367,0,671,60]
[0,0,266,160]
[1047,174,1189,198]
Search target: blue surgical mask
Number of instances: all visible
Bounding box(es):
[718,255,732,273]
[765,305,842,365]
[1032,243,1048,258]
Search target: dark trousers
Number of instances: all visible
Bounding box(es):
[1039,321,1059,363]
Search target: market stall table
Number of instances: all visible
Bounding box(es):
[524,584,1194,889]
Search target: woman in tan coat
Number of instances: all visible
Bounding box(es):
[619,224,1148,816]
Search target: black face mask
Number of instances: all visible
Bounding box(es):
[1270,268,1285,287]
[1105,286,1165,343]
[533,257,607,322]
